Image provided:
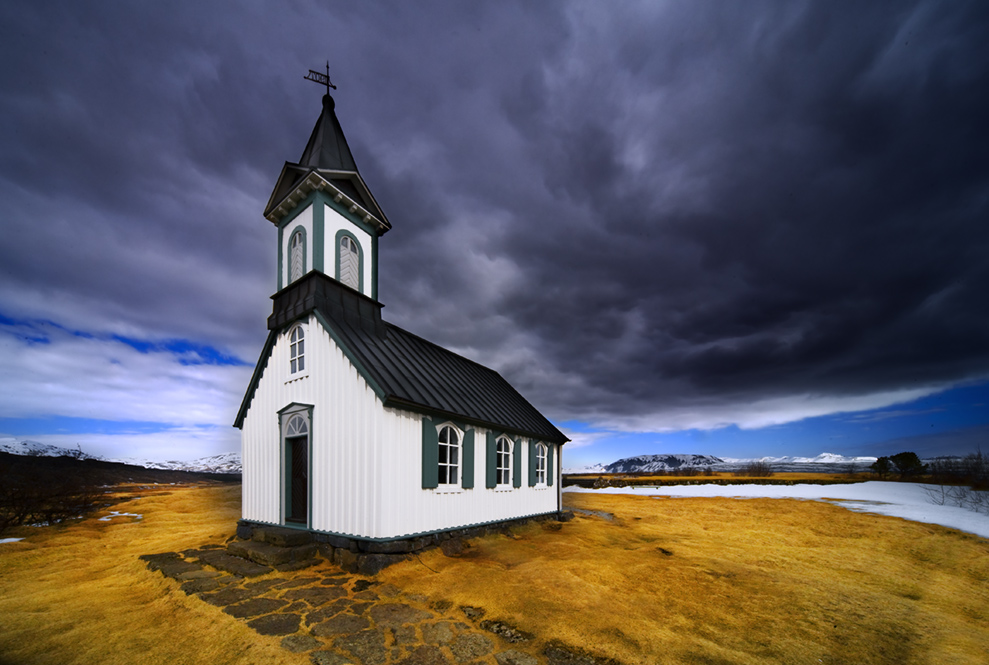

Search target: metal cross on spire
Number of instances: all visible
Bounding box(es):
[304,61,337,95]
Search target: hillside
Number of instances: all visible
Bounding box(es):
[0,451,241,486]
[0,438,241,475]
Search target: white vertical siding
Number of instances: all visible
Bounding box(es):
[242,315,561,540]
[377,423,559,539]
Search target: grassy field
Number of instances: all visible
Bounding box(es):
[380,492,989,665]
[0,483,301,665]
[1,483,987,665]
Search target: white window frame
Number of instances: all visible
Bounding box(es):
[535,443,547,486]
[437,423,462,490]
[286,323,309,381]
[496,436,513,487]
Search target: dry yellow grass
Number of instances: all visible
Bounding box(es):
[0,483,305,665]
[3,484,987,665]
[379,492,989,665]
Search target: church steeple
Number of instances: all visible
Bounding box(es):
[299,95,358,172]
[264,89,390,300]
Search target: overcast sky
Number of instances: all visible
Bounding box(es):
[1,1,987,464]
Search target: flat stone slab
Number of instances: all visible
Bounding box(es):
[396,645,451,665]
[451,633,494,662]
[368,603,434,628]
[247,612,301,636]
[200,585,259,607]
[253,526,313,547]
[282,585,348,606]
[198,550,273,577]
[224,597,290,618]
[280,634,322,653]
[336,628,388,665]
[310,613,371,637]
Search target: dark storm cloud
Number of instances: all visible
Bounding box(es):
[2,1,988,433]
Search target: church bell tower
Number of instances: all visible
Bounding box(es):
[263,88,391,300]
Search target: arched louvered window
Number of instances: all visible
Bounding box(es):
[496,436,512,485]
[289,325,305,374]
[285,413,308,437]
[290,230,305,282]
[339,235,359,290]
[438,425,460,485]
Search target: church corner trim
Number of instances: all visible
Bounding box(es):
[233,330,279,429]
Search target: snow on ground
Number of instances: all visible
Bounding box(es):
[0,538,25,544]
[97,511,143,522]
[564,481,989,539]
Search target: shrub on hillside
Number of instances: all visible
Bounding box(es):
[924,451,989,514]
[0,458,102,536]
[733,461,774,477]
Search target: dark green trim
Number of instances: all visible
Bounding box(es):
[233,331,279,428]
[528,440,537,487]
[311,310,387,400]
[280,404,313,528]
[462,429,475,489]
[334,229,365,294]
[485,432,497,488]
[371,233,379,301]
[546,444,556,487]
[313,200,325,273]
[421,416,439,489]
[512,436,522,488]
[277,224,284,291]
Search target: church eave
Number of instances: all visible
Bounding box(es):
[265,168,390,233]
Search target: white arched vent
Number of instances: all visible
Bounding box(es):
[339,236,359,290]
[290,231,304,282]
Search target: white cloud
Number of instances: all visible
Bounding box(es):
[0,321,251,429]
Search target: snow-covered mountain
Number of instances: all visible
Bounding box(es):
[719,452,877,465]
[1,438,241,474]
[562,462,608,474]
[606,454,724,473]
[110,452,242,474]
[0,438,101,460]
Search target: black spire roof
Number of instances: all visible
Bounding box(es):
[263,94,390,231]
[299,94,359,172]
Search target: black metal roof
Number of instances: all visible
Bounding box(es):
[235,272,567,445]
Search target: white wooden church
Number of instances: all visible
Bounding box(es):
[234,92,568,546]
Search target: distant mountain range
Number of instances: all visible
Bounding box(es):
[0,439,242,474]
[605,454,724,473]
[564,452,879,475]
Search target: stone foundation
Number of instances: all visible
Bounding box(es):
[237,511,574,575]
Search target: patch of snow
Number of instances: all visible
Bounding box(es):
[0,538,25,544]
[97,511,143,522]
[564,481,989,539]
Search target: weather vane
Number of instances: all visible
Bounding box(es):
[304,61,337,96]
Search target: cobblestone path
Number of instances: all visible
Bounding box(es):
[142,548,613,665]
